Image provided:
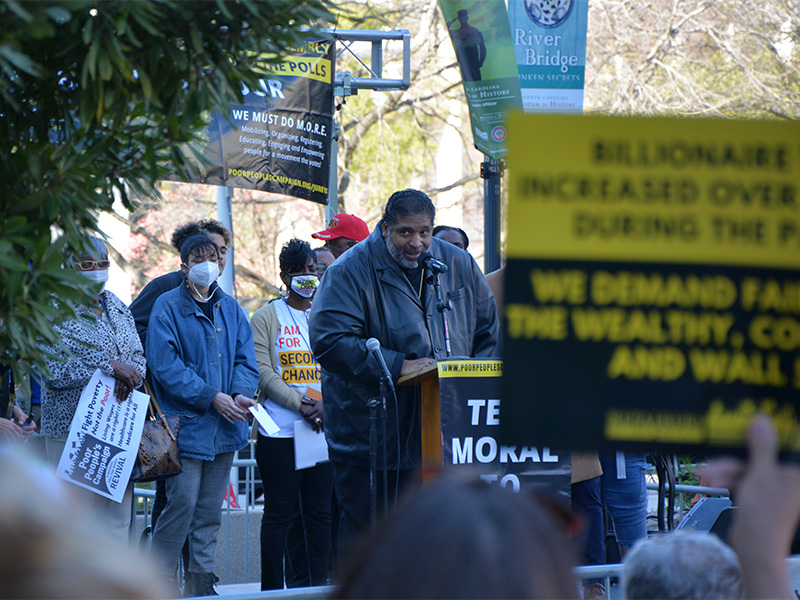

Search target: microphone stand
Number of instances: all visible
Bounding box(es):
[367,396,380,529]
[378,374,389,517]
[368,367,392,529]
[425,269,453,357]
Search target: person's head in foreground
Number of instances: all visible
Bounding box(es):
[333,474,578,599]
[279,238,318,301]
[0,448,167,599]
[623,531,743,599]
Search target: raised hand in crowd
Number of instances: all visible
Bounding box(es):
[701,415,800,600]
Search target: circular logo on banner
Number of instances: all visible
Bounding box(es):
[491,126,507,143]
[525,0,574,28]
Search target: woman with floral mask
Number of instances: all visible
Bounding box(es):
[146,234,259,596]
[39,235,145,541]
[250,238,332,590]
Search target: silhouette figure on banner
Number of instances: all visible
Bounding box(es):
[448,9,486,82]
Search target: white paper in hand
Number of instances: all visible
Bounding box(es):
[293,419,329,470]
[249,403,280,437]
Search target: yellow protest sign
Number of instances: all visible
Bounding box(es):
[501,113,800,454]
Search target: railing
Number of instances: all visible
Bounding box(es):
[186,586,338,600]
[177,567,627,600]
[644,457,731,529]
[134,486,156,533]
[133,452,733,590]
[182,557,800,600]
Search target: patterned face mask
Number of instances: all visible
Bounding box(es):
[290,275,318,298]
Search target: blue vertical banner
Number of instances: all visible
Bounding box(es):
[440,0,522,158]
[508,0,589,113]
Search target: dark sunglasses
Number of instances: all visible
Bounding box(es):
[77,259,111,271]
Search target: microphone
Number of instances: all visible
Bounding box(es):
[418,252,448,274]
[366,337,395,392]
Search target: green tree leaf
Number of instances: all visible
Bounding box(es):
[0,0,334,388]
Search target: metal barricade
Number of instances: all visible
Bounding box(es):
[179,567,627,600]
[132,453,730,590]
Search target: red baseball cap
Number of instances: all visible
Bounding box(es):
[312,214,369,242]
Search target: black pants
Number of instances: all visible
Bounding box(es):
[256,434,333,590]
[284,510,310,587]
[331,461,420,567]
[572,475,605,587]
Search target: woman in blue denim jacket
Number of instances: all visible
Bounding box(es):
[146,234,258,596]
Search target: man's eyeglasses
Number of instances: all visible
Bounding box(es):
[77,260,111,271]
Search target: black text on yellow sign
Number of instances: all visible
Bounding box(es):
[437,360,503,378]
[278,351,320,384]
[506,114,800,270]
[264,56,332,83]
[506,266,800,382]
[502,259,800,453]
[501,114,800,454]
[281,367,320,384]
[279,351,316,367]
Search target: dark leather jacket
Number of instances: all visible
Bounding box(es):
[309,226,500,468]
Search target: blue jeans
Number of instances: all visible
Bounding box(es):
[152,453,234,576]
[600,452,648,550]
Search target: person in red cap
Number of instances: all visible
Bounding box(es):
[311,214,369,259]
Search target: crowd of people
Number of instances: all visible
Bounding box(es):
[2,189,800,599]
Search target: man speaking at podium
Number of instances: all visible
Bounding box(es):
[310,189,500,560]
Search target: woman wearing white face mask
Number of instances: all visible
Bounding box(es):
[146,234,259,596]
[250,238,332,590]
[39,235,146,541]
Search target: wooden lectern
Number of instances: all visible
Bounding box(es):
[398,363,442,473]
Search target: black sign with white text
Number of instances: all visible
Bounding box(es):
[438,359,571,498]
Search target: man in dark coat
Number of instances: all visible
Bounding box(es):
[309,189,500,560]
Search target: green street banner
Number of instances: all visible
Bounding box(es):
[172,41,334,204]
[501,113,800,456]
[438,359,571,497]
[508,0,588,113]
[440,0,522,158]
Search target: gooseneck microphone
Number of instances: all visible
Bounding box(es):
[366,337,395,392]
[418,252,448,274]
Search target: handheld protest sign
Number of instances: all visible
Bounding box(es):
[501,113,800,455]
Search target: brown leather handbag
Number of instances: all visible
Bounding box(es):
[130,381,182,482]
